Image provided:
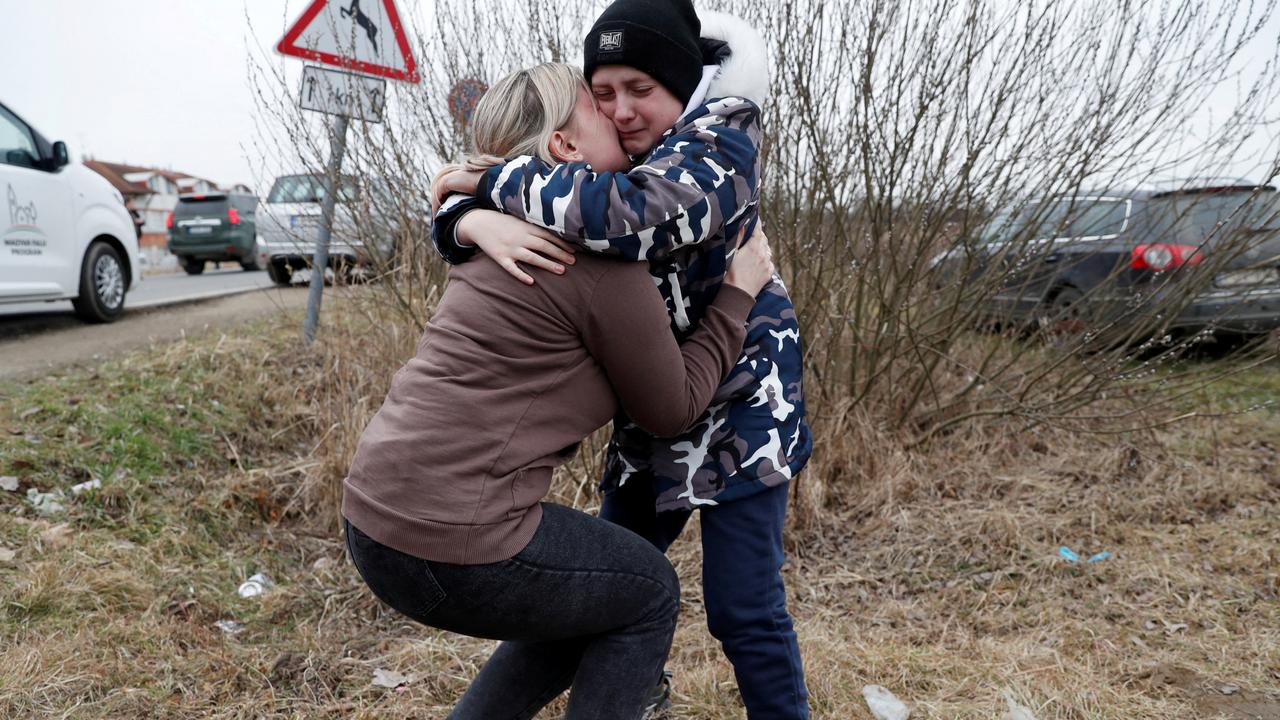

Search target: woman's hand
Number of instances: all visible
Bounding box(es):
[724,224,775,297]
[457,210,578,285]
[431,167,484,211]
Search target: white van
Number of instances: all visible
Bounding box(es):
[0,101,139,322]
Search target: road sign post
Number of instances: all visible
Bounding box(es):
[302,114,349,345]
[276,0,419,344]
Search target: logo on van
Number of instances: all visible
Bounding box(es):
[7,184,38,227]
[4,183,46,255]
[599,31,623,51]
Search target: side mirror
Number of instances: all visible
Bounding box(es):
[51,141,70,170]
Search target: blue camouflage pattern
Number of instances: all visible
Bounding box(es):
[432,97,811,511]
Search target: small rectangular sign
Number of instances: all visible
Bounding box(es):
[299,65,386,122]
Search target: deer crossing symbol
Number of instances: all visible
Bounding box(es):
[339,0,378,53]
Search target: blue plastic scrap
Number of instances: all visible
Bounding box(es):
[1059,546,1112,563]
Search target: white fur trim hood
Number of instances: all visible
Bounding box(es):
[700,10,771,103]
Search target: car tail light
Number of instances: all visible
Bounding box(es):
[165,212,174,229]
[228,207,241,225]
[1131,244,1202,271]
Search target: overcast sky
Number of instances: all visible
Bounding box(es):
[1,1,1277,195]
[0,1,352,191]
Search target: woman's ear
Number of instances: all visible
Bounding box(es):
[548,129,584,163]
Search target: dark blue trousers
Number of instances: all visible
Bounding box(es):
[601,479,809,719]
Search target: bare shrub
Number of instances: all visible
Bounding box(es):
[247,0,1280,527]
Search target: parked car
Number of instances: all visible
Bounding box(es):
[935,180,1280,340]
[0,101,139,322]
[166,192,260,274]
[256,173,396,286]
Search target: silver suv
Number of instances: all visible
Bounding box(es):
[255,173,396,285]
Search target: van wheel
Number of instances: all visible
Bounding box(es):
[183,259,205,275]
[239,255,260,271]
[72,242,127,323]
[267,260,292,286]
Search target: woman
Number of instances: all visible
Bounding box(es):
[342,63,775,719]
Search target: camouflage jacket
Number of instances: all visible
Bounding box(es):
[432,97,811,512]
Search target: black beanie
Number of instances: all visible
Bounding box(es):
[582,0,704,106]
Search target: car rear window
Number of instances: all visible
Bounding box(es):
[1146,191,1279,244]
[174,196,229,217]
[267,175,358,204]
[1251,193,1280,230]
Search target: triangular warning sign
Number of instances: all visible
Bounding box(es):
[277,0,420,83]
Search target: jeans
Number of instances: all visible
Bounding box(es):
[602,480,809,719]
[344,502,680,720]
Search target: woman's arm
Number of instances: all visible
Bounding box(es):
[583,227,774,437]
[475,98,762,264]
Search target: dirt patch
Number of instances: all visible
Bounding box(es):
[0,287,308,382]
[1140,664,1280,719]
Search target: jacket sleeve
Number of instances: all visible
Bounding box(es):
[583,263,756,437]
[475,98,762,263]
[430,193,482,265]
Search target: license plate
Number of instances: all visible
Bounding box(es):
[1216,268,1280,287]
[188,226,213,235]
[290,215,319,230]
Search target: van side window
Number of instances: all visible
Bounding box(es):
[0,106,39,169]
[1060,199,1128,238]
[1023,201,1067,241]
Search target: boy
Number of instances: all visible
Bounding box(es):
[434,2,811,716]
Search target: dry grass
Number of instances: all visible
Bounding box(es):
[1,297,1277,719]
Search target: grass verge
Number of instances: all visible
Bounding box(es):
[1,305,1277,718]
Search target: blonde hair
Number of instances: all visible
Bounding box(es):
[431,63,588,201]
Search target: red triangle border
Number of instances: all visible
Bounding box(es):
[276,0,420,84]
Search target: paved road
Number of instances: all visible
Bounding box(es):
[0,266,278,319]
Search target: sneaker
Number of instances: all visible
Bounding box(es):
[640,671,673,719]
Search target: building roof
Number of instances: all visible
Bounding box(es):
[83,160,152,196]
[83,159,246,197]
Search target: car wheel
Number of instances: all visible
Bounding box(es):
[1037,287,1087,347]
[333,257,363,285]
[71,241,127,323]
[239,254,261,271]
[183,259,205,275]
[267,259,292,286]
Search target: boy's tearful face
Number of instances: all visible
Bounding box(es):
[590,65,685,157]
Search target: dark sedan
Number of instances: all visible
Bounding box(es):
[937,181,1280,340]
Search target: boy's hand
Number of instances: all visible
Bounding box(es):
[457,210,577,285]
[724,224,774,297]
